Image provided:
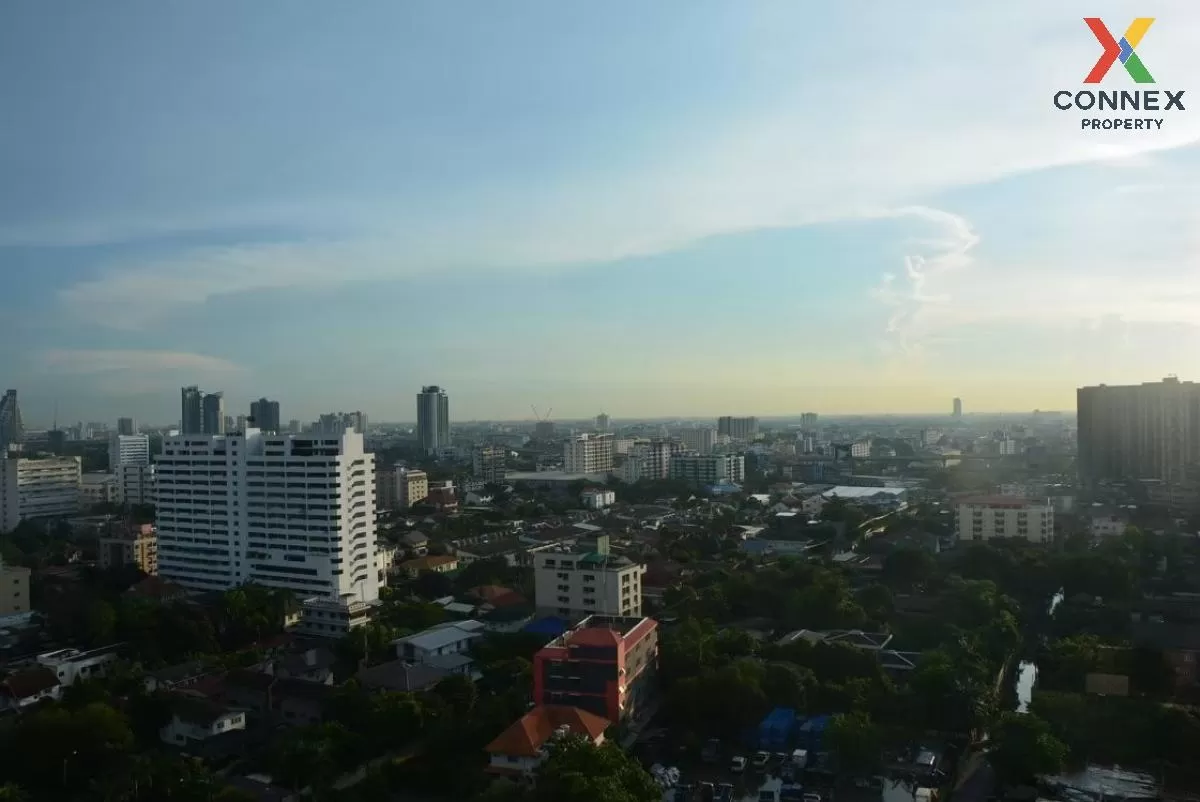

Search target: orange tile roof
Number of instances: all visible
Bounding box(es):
[568,626,623,647]
[485,705,610,757]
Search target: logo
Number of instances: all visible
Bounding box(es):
[1052,16,1185,131]
[1084,17,1155,84]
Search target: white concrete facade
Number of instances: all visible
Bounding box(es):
[1,455,83,530]
[155,429,379,605]
[564,434,615,475]
[956,496,1055,543]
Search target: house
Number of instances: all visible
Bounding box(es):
[268,647,336,685]
[222,670,331,727]
[357,659,465,693]
[393,620,484,663]
[37,645,121,687]
[376,543,399,586]
[0,667,61,711]
[775,629,918,674]
[397,555,459,577]
[160,696,246,746]
[125,575,189,603]
[144,660,211,693]
[401,530,430,555]
[485,705,610,777]
[469,585,529,609]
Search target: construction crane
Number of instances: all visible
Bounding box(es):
[530,405,554,421]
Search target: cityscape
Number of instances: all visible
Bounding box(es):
[4,3,1200,802]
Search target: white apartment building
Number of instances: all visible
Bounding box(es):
[396,467,429,509]
[118,464,157,506]
[155,428,379,608]
[677,427,717,455]
[956,496,1055,543]
[581,487,616,509]
[1,455,83,530]
[850,440,872,458]
[563,434,614,475]
[532,536,644,620]
[668,454,745,486]
[109,433,151,468]
[619,439,679,482]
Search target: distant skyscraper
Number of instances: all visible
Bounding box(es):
[595,413,611,431]
[181,386,204,434]
[1078,377,1200,485]
[202,392,226,435]
[800,412,818,429]
[0,390,23,450]
[417,386,450,454]
[953,398,963,418]
[250,398,281,432]
[117,417,136,436]
[717,416,758,440]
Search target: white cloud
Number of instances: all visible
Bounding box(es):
[37,349,246,377]
[44,1,1200,330]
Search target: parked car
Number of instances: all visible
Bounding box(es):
[752,751,771,770]
[803,793,822,802]
[730,756,747,773]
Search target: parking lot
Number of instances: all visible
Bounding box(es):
[634,735,832,802]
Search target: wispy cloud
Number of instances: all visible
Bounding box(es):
[44,2,1200,330]
[37,349,246,377]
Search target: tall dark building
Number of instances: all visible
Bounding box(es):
[0,390,23,450]
[953,397,963,418]
[117,417,136,436]
[201,392,226,435]
[181,386,204,434]
[1078,377,1200,485]
[417,386,450,454]
[250,398,281,433]
[717,415,758,440]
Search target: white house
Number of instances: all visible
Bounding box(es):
[37,645,121,687]
[393,620,485,663]
[160,697,247,746]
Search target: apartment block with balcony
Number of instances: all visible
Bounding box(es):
[155,428,378,611]
[396,468,429,510]
[563,434,614,475]
[0,455,83,530]
[668,453,745,486]
[117,463,157,506]
[956,496,1054,543]
[532,614,659,723]
[532,535,644,620]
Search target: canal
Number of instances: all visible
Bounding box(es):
[1015,589,1064,713]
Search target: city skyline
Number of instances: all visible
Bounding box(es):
[4,2,1200,422]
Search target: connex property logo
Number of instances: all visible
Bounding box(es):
[1053,17,1186,131]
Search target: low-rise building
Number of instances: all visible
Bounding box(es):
[396,468,429,509]
[80,472,120,506]
[955,496,1055,543]
[532,614,658,723]
[0,557,30,618]
[580,487,615,510]
[37,645,121,686]
[393,620,485,664]
[398,555,459,577]
[0,667,61,711]
[531,534,645,620]
[98,523,158,575]
[485,705,610,778]
[160,696,247,746]
[400,530,430,555]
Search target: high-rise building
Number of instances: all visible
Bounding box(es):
[117,464,156,507]
[677,427,716,455]
[396,468,429,509]
[116,417,136,436]
[533,420,556,440]
[619,439,679,481]
[669,454,745,486]
[155,428,378,608]
[0,390,23,451]
[180,386,204,434]
[595,413,610,431]
[473,444,508,483]
[314,411,367,435]
[98,523,158,575]
[717,416,758,440]
[250,398,281,433]
[417,386,450,454]
[109,434,150,469]
[800,412,818,429]
[203,393,226,435]
[1078,377,1200,485]
[563,433,614,475]
[0,456,83,531]
[953,397,963,418]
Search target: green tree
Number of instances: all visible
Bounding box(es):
[990,712,1068,787]
[533,735,661,802]
[827,711,882,774]
[881,548,936,590]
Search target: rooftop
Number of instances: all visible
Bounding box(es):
[822,486,908,500]
[544,615,655,649]
[485,704,610,757]
[956,495,1044,508]
[394,621,484,652]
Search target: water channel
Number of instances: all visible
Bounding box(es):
[1015,589,1064,713]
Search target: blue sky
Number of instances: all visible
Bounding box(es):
[3,1,1200,425]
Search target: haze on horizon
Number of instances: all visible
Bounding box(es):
[4,1,1200,426]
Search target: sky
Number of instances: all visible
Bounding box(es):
[3,1,1200,425]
